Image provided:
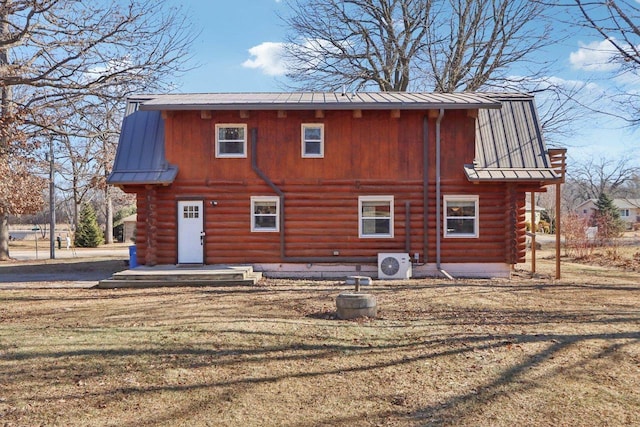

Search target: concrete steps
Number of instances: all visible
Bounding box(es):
[96,265,262,288]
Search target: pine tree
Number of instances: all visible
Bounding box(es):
[592,192,624,242]
[75,203,104,248]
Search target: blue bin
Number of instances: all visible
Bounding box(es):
[129,245,138,268]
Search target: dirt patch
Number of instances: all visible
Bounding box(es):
[0,256,639,426]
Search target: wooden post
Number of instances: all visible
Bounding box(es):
[531,191,536,273]
[547,148,566,280]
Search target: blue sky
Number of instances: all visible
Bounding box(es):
[178,0,288,93]
[172,0,638,163]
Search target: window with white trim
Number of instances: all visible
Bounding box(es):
[216,124,247,158]
[620,208,630,217]
[251,196,279,232]
[444,195,479,238]
[359,196,394,238]
[301,124,324,158]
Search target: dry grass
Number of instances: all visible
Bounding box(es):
[1,256,639,426]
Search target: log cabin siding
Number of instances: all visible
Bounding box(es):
[126,107,532,268]
[130,181,524,266]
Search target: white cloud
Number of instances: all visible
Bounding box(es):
[569,39,620,72]
[243,37,349,77]
[242,42,287,76]
[569,39,640,87]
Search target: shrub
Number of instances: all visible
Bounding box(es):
[591,193,624,244]
[75,203,104,248]
[562,213,594,258]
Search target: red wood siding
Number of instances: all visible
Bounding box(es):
[127,109,538,266]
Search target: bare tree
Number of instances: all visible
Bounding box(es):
[621,173,640,198]
[73,96,125,243]
[568,154,640,201]
[561,0,640,126]
[0,0,196,260]
[571,0,639,72]
[426,0,554,92]
[281,0,556,92]
[282,0,433,91]
[525,78,593,145]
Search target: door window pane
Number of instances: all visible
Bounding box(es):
[183,205,199,219]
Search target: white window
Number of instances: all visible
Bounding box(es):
[301,124,324,158]
[359,196,394,238]
[251,196,279,232]
[620,208,630,217]
[444,195,479,238]
[216,124,247,158]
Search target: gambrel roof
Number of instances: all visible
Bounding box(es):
[107,107,177,186]
[464,93,560,182]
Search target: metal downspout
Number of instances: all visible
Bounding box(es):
[435,109,453,279]
[250,128,286,259]
[250,127,375,264]
[423,116,429,263]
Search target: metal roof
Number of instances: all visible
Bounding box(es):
[465,95,560,182]
[137,92,502,111]
[615,198,640,209]
[107,109,178,186]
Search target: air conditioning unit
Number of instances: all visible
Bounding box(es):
[378,253,412,280]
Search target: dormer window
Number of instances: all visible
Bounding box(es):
[216,124,247,158]
[301,124,324,158]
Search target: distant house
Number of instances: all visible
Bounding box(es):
[113,214,137,243]
[108,92,565,278]
[122,214,137,242]
[576,198,640,229]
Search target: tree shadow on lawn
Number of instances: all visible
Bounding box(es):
[3,304,639,425]
[9,330,638,426]
[409,334,640,426]
[385,280,640,293]
[2,280,639,425]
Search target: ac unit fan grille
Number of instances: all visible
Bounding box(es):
[380,256,400,276]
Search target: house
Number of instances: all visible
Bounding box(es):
[113,214,137,243]
[121,214,137,243]
[576,198,640,230]
[107,92,565,278]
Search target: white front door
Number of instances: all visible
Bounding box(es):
[177,200,204,264]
